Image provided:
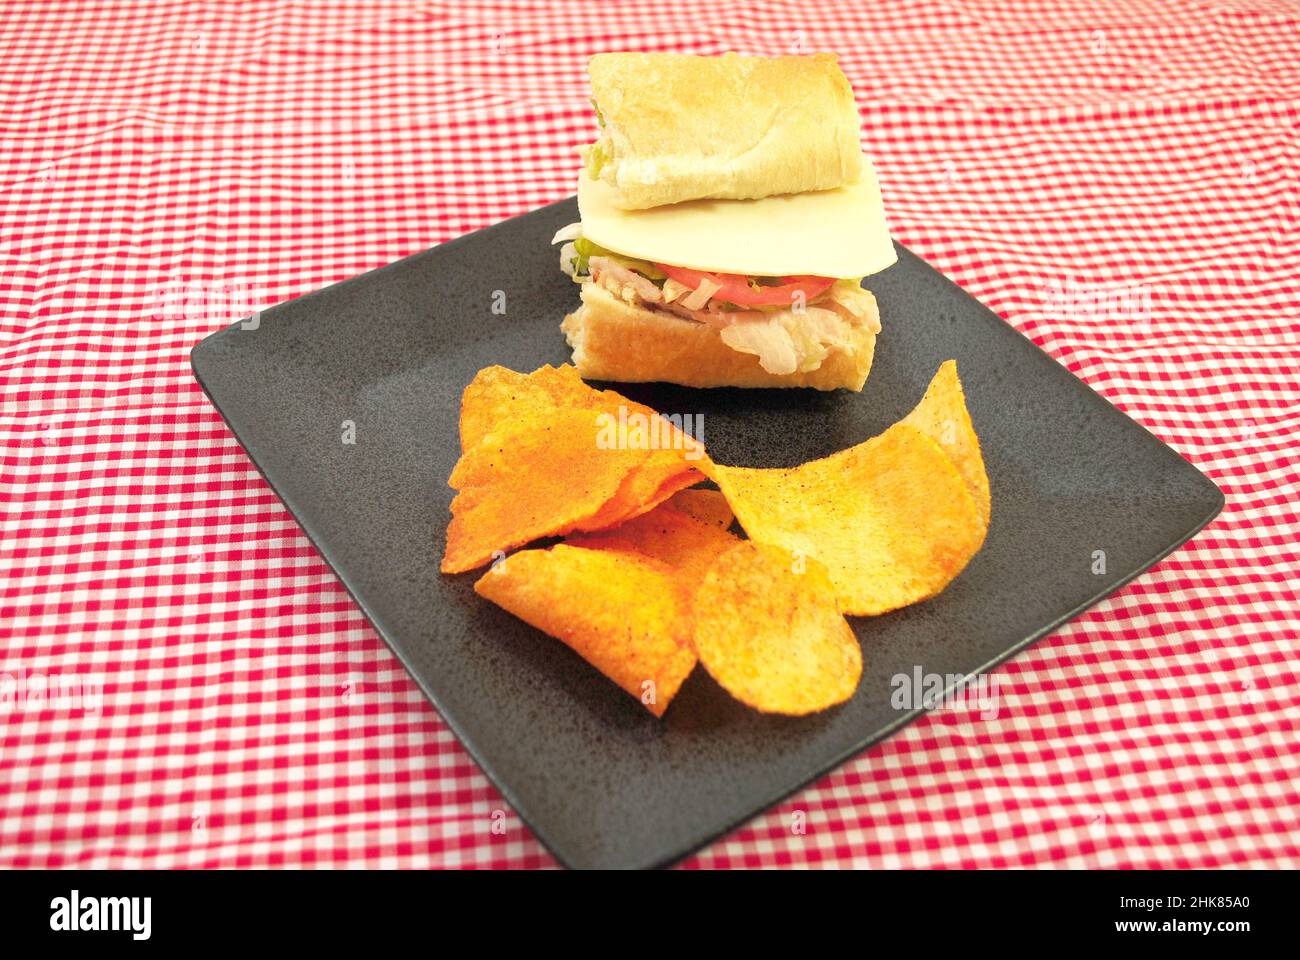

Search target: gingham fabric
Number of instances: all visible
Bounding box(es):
[2,0,1297,869]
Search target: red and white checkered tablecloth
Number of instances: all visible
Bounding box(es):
[2,0,1298,869]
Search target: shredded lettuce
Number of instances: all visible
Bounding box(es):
[720,309,853,376]
[720,319,799,376]
[586,139,612,180]
[573,236,664,280]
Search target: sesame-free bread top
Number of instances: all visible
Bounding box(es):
[586,52,863,210]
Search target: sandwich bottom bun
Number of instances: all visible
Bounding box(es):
[560,284,877,392]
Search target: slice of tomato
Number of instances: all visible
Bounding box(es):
[655,263,835,308]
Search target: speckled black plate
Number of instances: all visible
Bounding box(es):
[191,197,1222,870]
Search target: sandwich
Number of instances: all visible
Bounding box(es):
[554,51,897,391]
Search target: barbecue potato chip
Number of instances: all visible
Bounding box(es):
[567,493,740,583]
[443,365,709,572]
[709,423,983,616]
[692,542,861,715]
[459,364,707,461]
[662,488,734,530]
[901,360,990,537]
[575,452,703,532]
[458,364,596,451]
[475,544,697,716]
[453,365,614,487]
[453,426,702,529]
[443,408,643,573]
[458,366,538,451]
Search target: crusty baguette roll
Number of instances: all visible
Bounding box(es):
[586,52,863,210]
[561,284,877,392]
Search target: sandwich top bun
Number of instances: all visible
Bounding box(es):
[586,52,863,210]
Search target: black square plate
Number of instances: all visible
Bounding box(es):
[191,197,1223,869]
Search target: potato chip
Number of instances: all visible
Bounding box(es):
[442,408,645,573]
[575,452,703,532]
[459,364,707,461]
[453,366,604,488]
[443,365,710,572]
[452,423,701,519]
[692,541,861,715]
[458,364,593,451]
[474,544,697,716]
[567,493,740,583]
[901,360,990,537]
[662,488,734,530]
[709,423,983,615]
[458,366,535,451]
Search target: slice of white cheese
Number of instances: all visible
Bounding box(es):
[578,153,897,279]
